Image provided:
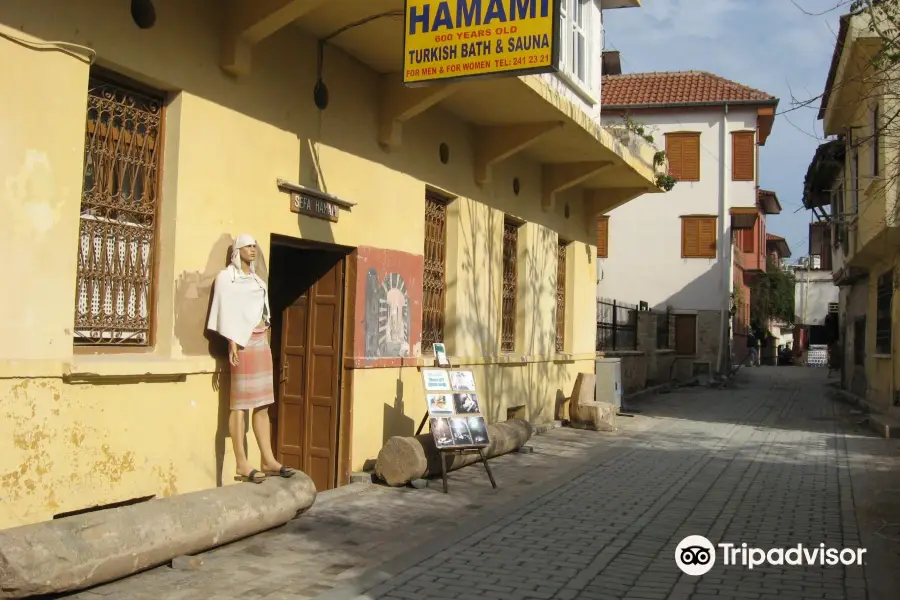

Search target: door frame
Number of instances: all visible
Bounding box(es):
[269,234,357,489]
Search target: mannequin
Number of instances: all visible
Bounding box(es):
[207,234,295,483]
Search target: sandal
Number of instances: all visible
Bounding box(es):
[264,466,296,478]
[235,469,266,484]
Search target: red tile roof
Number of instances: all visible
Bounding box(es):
[601,71,777,108]
[766,233,785,241]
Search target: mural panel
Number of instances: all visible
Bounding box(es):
[353,247,424,367]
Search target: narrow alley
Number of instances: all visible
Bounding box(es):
[65,367,900,600]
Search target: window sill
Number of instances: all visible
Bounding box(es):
[65,355,219,382]
[655,349,676,355]
[0,356,219,381]
[873,353,892,360]
[553,70,599,107]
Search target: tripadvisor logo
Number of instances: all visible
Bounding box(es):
[675,536,867,575]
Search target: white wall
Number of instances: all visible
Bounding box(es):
[794,270,840,326]
[597,107,759,311]
[541,0,604,120]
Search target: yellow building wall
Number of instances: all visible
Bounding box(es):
[0,0,600,528]
[865,256,899,414]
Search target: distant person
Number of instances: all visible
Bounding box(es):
[746,330,760,367]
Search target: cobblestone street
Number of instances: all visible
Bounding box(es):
[68,367,900,600]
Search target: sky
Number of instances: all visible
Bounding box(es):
[603,0,851,263]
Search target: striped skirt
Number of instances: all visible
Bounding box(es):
[230,327,275,411]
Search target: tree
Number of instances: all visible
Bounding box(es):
[750,258,796,333]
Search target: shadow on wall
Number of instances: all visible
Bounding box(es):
[638,264,726,372]
[455,201,569,426]
[383,372,415,445]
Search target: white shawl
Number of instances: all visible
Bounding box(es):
[206,237,270,348]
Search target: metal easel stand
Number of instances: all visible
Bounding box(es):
[438,447,497,494]
[416,358,498,494]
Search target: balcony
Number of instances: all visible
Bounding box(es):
[223,0,662,214]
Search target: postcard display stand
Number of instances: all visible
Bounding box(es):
[417,366,498,493]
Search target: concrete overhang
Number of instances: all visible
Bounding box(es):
[220,0,662,214]
[730,207,758,230]
[758,189,782,214]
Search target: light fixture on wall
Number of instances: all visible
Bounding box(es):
[130,0,157,29]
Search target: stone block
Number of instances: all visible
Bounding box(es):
[0,473,316,598]
[568,373,617,431]
[375,419,533,487]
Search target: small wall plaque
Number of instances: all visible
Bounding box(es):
[290,192,339,222]
[277,178,356,223]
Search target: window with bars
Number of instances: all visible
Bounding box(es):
[501,219,520,353]
[875,269,893,354]
[556,240,568,353]
[873,102,880,177]
[74,74,164,346]
[422,193,448,355]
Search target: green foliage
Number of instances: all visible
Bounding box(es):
[655,174,678,191]
[616,114,678,193]
[750,258,796,326]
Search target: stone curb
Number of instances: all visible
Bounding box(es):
[624,382,670,402]
[310,431,646,600]
[310,483,374,507]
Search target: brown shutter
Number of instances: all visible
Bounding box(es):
[682,216,716,258]
[665,134,683,180]
[732,132,755,181]
[698,217,717,257]
[681,134,700,181]
[596,217,609,258]
[681,217,699,257]
[740,228,754,253]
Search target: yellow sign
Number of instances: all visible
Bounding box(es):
[403,0,559,85]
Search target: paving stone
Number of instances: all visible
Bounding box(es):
[58,369,900,600]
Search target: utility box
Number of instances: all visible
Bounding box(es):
[595,357,623,410]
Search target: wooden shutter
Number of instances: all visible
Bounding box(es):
[698,218,717,257]
[682,217,699,257]
[682,216,716,258]
[666,133,700,181]
[732,132,755,181]
[666,135,684,181]
[674,314,697,355]
[596,217,609,258]
[681,133,700,181]
[740,227,754,253]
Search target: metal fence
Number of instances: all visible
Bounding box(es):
[655,308,673,350]
[597,298,638,351]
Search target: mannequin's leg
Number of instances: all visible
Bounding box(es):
[252,406,283,472]
[229,409,255,477]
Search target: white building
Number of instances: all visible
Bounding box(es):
[598,68,779,374]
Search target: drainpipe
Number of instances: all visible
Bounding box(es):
[716,103,732,376]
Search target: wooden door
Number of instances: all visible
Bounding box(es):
[277,289,309,472]
[276,258,344,491]
[674,314,697,356]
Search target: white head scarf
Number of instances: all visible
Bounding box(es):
[230,233,259,280]
[207,234,271,347]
